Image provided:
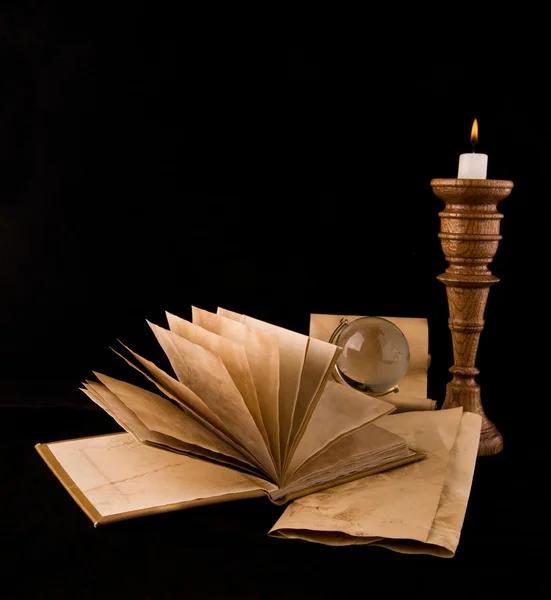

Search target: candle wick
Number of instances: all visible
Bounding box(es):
[471,143,476,153]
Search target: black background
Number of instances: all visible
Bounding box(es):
[0,3,548,598]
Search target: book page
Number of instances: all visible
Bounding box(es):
[309,314,430,403]
[165,312,266,437]
[216,307,244,321]
[113,344,262,468]
[284,337,341,469]
[192,307,282,472]
[115,343,241,447]
[82,378,264,476]
[285,380,397,481]
[88,375,241,458]
[268,407,466,551]
[164,312,276,480]
[37,433,277,526]
[146,321,275,478]
[280,424,412,496]
[217,307,310,467]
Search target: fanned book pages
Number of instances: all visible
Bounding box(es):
[36,306,424,525]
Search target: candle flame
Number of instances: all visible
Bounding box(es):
[470,118,479,145]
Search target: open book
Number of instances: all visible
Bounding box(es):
[36,306,423,523]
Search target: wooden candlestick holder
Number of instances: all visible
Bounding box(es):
[431,178,514,456]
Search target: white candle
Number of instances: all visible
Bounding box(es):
[457,118,487,179]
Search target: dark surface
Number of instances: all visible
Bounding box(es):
[1,5,548,597]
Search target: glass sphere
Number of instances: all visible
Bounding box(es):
[332,317,410,395]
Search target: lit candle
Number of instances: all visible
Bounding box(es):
[457,118,487,179]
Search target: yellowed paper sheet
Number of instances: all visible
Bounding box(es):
[309,314,432,407]
[217,307,310,464]
[38,433,277,525]
[284,337,341,468]
[284,424,411,493]
[166,312,265,434]
[383,395,437,412]
[115,342,247,455]
[147,321,274,476]
[216,307,245,321]
[82,381,151,442]
[268,407,470,554]
[82,379,258,474]
[372,411,481,557]
[164,312,276,480]
[285,380,397,480]
[192,306,281,471]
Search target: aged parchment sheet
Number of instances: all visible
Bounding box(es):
[268,408,481,557]
[215,306,341,467]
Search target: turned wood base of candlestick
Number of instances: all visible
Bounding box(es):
[441,379,503,456]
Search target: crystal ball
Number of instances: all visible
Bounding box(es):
[332,317,410,395]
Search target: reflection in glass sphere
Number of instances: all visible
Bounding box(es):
[331,317,410,396]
